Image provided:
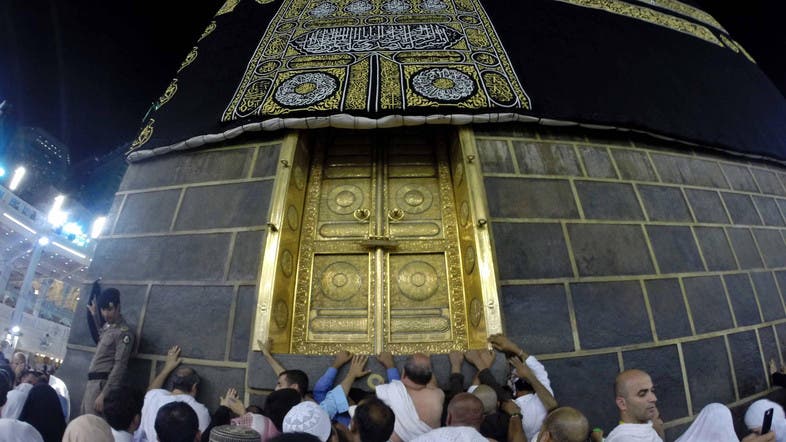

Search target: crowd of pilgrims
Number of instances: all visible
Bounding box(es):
[2,334,786,442]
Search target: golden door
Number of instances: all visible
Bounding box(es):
[258,128,500,354]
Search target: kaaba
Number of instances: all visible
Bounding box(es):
[60,0,786,435]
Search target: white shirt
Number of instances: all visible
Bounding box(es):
[112,428,134,442]
[606,422,662,442]
[411,426,488,442]
[513,356,553,442]
[1,382,33,419]
[135,389,210,442]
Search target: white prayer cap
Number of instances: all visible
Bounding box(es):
[283,401,331,442]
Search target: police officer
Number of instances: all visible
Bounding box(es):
[81,288,135,415]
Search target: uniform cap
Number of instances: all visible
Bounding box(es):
[97,288,120,309]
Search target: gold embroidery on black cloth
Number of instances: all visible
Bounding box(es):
[178,47,199,73]
[158,79,178,107]
[223,0,530,121]
[128,119,155,152]
[199,21,217,41]
[553,0,721,47]
[216,0,241,16]
[631,0,725,33]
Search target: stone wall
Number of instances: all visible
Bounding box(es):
[59,124,786,436]
[58,138,282,415]
[476,124,786,436]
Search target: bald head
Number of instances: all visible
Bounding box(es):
[446,393,484,429]
[403,353,432,386]
[615,369,650,397]
[614,369,658,423]
[171,366,200,396]
[540,407,589,442]
[472,385,498,415]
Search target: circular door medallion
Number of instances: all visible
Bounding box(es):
[321,262,362,301]
[398,261,439,301]
[327,184,364,214]
[396,184,433,214]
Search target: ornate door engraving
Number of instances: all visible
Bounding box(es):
[255,128,500,355]
[291,132,468,353]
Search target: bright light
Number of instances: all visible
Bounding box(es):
[91,216,107,239]
[38,237,50,246]
[9,167,25,191]
[48,195,68,227]
[0,167,5,178]
[52,241,86,259]
[2,213,36,234]
[62,222,84,236]
[10,326,19,334]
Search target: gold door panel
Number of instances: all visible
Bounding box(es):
[255,128,503,354]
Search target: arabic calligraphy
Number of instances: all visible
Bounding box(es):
[292,24,463,53]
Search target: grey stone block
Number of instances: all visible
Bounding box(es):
[90,234,232,281]
[125,358,154,391]
[571,281,652,349]
[727,228,764,270]
[752,168,786,196]
[58,347,92,419]
[500,284,574,354]
[724,274,762,327]
[121,148,256,191]
[473,123,538,138]
[512,141,582,176]
[683,276,733,334]
[682,337,735,414]
[568,224,654,277]
[107,195,124,230]
[721,164,759,192]
[69,284,148,347]
[485,178,579,219]
[665,423,691,442]
[542,354,619,432]
[776,323,786,365]
[777,199,786,222]
[477,139,516,173]
[685,189,730,224]
[492,222,573,279]
[775,270,786,310]
[538,127,587,142]
[247,352,511,392]
[174,181,273,230]
[753,197,785,227]
[650,154,729,189]
[228,230,265,281]
[722,193,762,226]
[622,345,688,421]
[694,227,737,271]
[752,229,786,268]
[114,189,181,234]
[751,272,786,321]
[253,144,282,178]
[645,279,693,340]
[190,365,246,413]
[140,285,234,360]
[610,149,658,181]
[575,181,644,221]
[230,286,257,362]
[759,326,779,372]
[578,145,617,178]
[646,225,704,274]
[637,185,692,222]
[728,331,767,398]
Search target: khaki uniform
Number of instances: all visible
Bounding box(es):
[80,314,135,415]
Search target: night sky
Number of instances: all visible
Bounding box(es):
[1,0,784,162]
